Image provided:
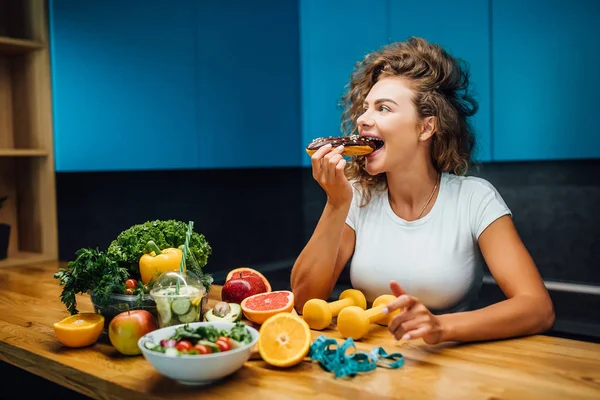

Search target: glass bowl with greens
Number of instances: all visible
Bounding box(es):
[90,291,157,332]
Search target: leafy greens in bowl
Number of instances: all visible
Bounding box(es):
[138,321,259,386]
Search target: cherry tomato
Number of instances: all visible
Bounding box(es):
[175,340,192,352]
[125,279,138,289]
[194,344,211,354]
[215,336,232,352]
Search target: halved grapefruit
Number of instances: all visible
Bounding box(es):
[240,290,294,325]
[226,267,272,292]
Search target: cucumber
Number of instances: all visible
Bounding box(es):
[165,348,179,357]
[177,305,199,323]
[144,341,158,350]
[171,298,191,315]
[155,297,172,326]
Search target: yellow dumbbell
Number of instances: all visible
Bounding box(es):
[302,289,367,330]
[337,294,400,340]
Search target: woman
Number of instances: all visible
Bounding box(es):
[291,37,554,345]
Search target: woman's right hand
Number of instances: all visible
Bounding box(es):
[311,144,353,208]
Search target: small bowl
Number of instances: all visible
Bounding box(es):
[90,291,158,332]
[137,321,259,386]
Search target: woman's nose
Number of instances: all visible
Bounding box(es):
[357,109,374,127]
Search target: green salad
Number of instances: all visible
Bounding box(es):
[143,322,253,356]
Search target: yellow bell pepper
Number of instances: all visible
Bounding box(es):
[139,240,186,284]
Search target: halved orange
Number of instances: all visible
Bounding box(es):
[53,313,104,348]
[258,312,311,368]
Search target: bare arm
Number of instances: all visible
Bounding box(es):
[291,212,356,312]
[290,143,356,312]
[438,215,555,342]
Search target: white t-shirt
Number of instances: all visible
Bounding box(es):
[345,172,511,313]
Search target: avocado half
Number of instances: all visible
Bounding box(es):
[204,303,242,322]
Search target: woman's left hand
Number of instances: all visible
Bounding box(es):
[383,281,445,345]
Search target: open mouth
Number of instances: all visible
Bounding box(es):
[365,137,384,151]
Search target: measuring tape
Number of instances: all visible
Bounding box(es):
[308,335,405,378]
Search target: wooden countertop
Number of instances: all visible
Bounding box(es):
[1,262,599,400]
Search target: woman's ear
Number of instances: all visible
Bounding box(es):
[418,116,437,142]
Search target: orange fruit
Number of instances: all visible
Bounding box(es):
[241,290,294,325]
[258,312,311,368]
[53,313,105,348]
[226,267,272,292]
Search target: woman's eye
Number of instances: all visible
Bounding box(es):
[379,105,390,112]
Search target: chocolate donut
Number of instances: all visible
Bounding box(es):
[305,135,383,157]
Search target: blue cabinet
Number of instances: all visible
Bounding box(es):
[50,0,600,171]
[195,0,301,169]
[50,0,200,172]
[492,0,600,161]
[50,0,301,172]
[299,0,388,166]
[388,0,492,163]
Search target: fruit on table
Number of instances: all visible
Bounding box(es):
[139,240,185,284]
[108,310,158,355]
[226,267,272,292]
[53,313,105,348]
[302,289,367,330]
[221,273,268,304]
[204,301,242,322]
[241,290,294,325]
[258,313,311,368]
[337,294,400,340]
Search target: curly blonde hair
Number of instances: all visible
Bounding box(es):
[342,37,479,205]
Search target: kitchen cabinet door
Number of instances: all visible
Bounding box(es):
[300,0,388,166]
[50,0,200,171]
[388,0,492,162]
[196,0,302,168]
[492,0,600,161]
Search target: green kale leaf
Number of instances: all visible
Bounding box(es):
[107,219,212,280]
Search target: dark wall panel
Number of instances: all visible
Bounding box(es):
[56,168,305,275]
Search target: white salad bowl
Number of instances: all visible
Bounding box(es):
[138,321,259,386]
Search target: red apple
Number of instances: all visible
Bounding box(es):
[221,275,267,304]
[108,310,158,355]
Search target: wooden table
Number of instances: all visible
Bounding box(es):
[1,262,599,400]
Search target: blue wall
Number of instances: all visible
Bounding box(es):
[50,0,600,172]
[49,0,301,172]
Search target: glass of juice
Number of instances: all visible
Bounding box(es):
[150,271,208,328]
